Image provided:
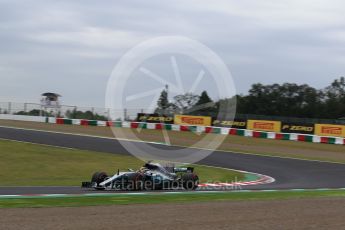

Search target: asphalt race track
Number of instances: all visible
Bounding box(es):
[1,126,345,195]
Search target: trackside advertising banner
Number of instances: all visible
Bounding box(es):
[136,113,174,124]
[212,119,247,129]
[315,124,345,137]
[281,122,314,134]
[174,114,212,126]
[247,120,281,132]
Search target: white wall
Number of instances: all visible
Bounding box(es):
[0,114,46,123]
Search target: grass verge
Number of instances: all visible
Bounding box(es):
[0,139,245,186]
[1,190,345,208]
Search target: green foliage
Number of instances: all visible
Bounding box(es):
[324,77,345,119]
[15,109,52,117]
[65,109,108,121]
[157,89,169,110]
[235,77,345,119]
[190,91,217,116]
[154,89,176,115]
[196,91,213,105]
[155,77,345,120]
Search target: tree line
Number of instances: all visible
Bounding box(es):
[155,77,345,120]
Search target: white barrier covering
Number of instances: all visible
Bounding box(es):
[97,121,107,126]
[0,114,46,123]
[313,136,321,143]
[245,130,253,137]
[146,123,156,129]
[72,119,81,125]
[267,132,276,139]
[221,127,230,135]
[122,121,130,128]
[196,126,205,133]
[171,124,181,131]
[289,133,298,141]
[335,137,344,145]
[48,117,56,124]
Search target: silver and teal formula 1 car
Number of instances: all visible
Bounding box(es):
[82,162,199,191]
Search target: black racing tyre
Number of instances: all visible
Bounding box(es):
[126,173,144,191]
[181,173,199,190]
[91,172,108,190]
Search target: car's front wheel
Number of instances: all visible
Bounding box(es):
[91,172,108,190]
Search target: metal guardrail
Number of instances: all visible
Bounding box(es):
[0,102,149,121]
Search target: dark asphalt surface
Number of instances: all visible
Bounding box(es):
[1,126,345,195]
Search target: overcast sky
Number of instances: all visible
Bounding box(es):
[0,0,344,108]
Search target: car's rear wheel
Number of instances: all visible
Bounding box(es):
[181,173,199,190]
[91,172,108,190]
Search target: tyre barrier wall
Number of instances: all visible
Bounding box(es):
[0,115,344,146]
